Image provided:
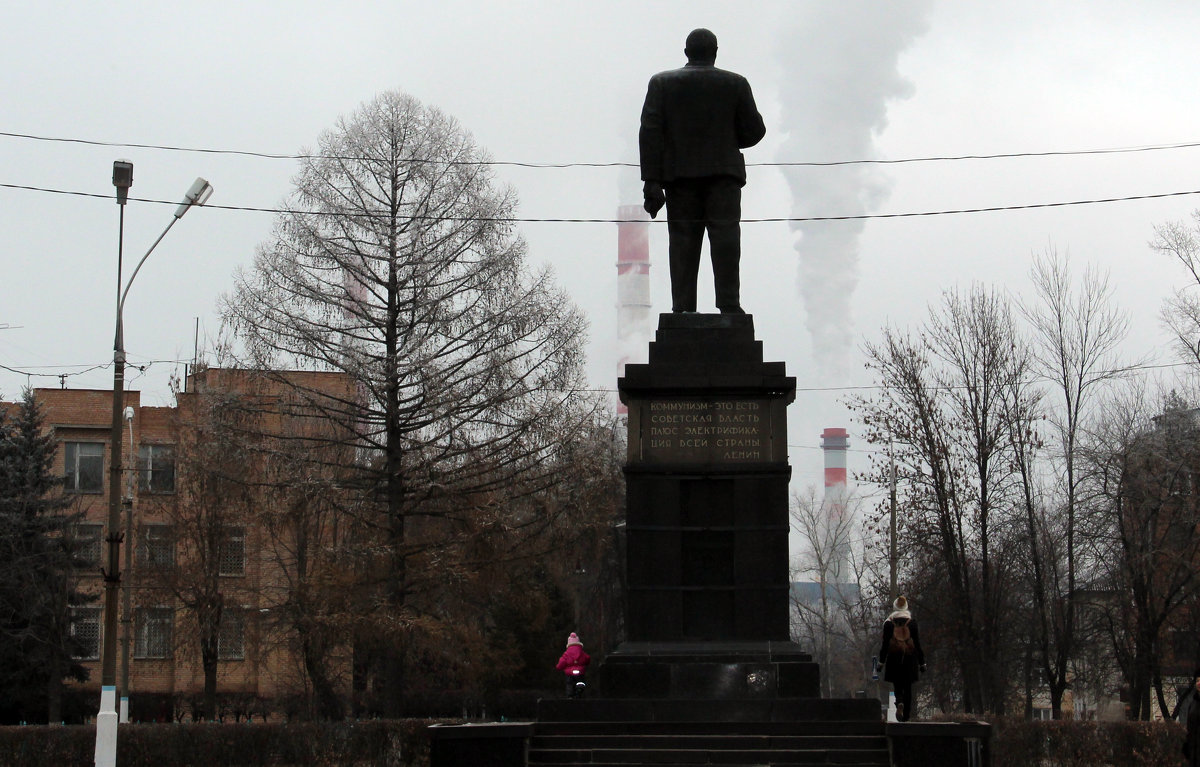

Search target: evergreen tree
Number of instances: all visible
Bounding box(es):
[0,389,88,723]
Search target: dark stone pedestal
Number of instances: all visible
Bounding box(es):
[602,313,808,700]
[600,640,819,699]
[428,315,893,767]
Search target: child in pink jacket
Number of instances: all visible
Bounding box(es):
[555,633,591,698]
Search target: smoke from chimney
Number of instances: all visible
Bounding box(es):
[777,2,932,376]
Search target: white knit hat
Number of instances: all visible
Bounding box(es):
[566,632,582,647]
[893,596,908,611]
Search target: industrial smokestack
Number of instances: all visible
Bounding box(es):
[615,204,651,414]
[821,427,851,581]
[821,427,849,492]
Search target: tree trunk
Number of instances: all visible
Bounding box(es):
[200,595,223,721]
[1023,642,1034,720]
[351,640,370,717]
[202,646,218,720]
[1131,638,1153,720]
[300,626,344,720]
[1050,678,1065,719]
[46,654,62,724]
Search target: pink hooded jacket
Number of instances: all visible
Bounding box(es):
[555,633,591,676]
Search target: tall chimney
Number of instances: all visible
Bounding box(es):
[821,427,849,492]
[820,427,850,581]
[616,204,651,414]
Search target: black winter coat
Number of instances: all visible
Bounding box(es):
[878,611,925,684]
[639,62,766,186]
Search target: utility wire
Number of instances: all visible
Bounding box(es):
[0,361,109,380]
[4,182,1200,224]
[4,357,1193,392]
[4,129,1200,168]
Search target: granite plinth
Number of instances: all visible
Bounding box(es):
[618,313,797,644]
[620,313,793,387]
[598,640,819,699]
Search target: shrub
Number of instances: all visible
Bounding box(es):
[986,718,1184,767]
[0,719,457,767]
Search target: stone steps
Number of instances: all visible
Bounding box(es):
[528,719,890,767]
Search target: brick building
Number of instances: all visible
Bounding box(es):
[16,367,357,721]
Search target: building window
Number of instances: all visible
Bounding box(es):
[218,609,245,661]
[73,523,104,568]
[64,442,104,493]
[219,527,246,577]
[134,608,173,659]
[70,607,101,660]
[137,524,174,569]
[137,445,175,494]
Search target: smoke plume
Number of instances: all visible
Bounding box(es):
[777,2,932,375]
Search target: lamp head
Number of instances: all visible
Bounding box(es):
[112,160,134,206]
[174,177,213,218]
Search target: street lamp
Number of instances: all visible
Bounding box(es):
[120,405,134,726]
[96,166,212,767]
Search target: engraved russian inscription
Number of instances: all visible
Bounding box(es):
[638,399,773,463]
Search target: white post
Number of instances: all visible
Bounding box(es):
[94,686,118,767]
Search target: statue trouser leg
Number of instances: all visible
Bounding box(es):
[665,183,705,312]
[704,179,743,312]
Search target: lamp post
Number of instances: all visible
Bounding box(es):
[120,406,134,724]
[96,168,212,767]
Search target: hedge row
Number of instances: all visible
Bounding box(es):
[0,719,455,767]
[983,718,1183,766]
[0,716,1189,767]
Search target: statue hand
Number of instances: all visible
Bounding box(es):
[643,182,665,219]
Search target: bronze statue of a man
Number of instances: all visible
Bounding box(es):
[639,28,766,314]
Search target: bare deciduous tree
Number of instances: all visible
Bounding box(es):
[789,486,875,698]
[250,390,357,721]
[140,387,260,721]
[1151,211,1200,367]
[1018,251,1129,718]
[1088,387,1200,720]
[220,90,596,715]
[853,285,1035,715]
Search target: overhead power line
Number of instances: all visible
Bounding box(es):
[3,129,1200,168]
[3,181,1200,224]
[4,357,1193,393]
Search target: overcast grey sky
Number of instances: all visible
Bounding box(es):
[4,0,1200,490]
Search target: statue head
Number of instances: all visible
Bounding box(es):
[684,28,718,64]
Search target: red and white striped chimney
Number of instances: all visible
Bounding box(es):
[615,204,651,414]
[821,427,851,581]
[821,427,849,492]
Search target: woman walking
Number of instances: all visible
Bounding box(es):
[878,596,925,722]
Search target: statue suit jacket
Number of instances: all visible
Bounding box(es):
[639,62,766,187]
